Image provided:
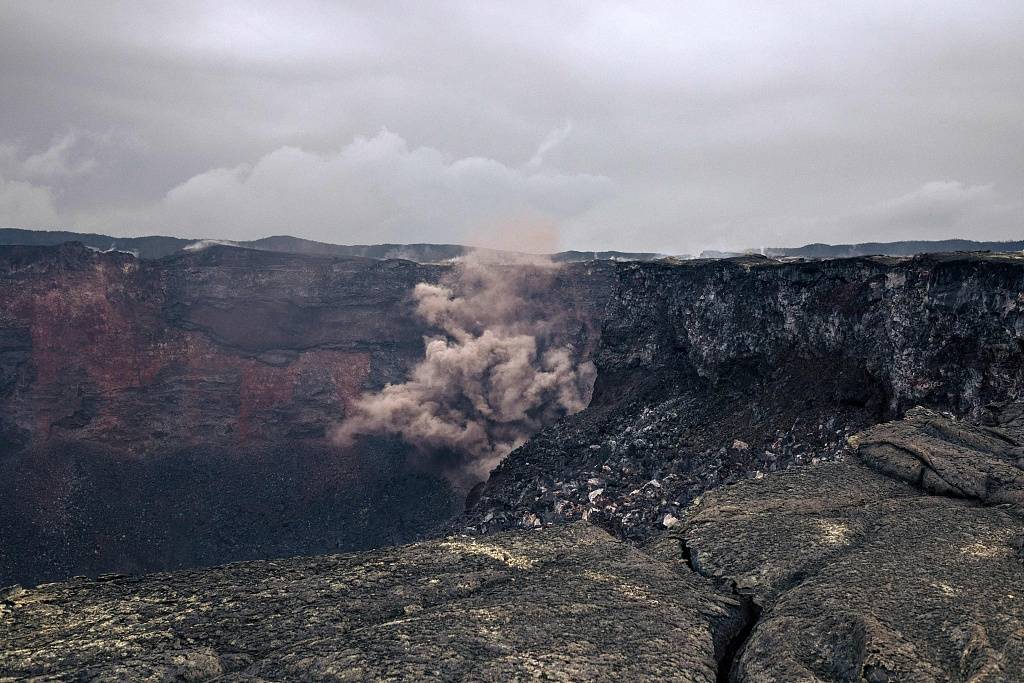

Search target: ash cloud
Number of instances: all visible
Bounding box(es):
[334,250,595,483]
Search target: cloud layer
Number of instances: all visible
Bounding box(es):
[1,2,1022,251]
[1,130,613,246]
[147,130,613,243]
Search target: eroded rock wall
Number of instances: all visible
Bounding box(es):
[0,243,615,585]
[462,253,1024,539]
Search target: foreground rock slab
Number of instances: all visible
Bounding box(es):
[0,523,744,682]
[4,408,1022,681]
[684,407,1024,682]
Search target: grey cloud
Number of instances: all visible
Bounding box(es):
[0,178,59,228]
[18,132,98,180]
[0,133,99,192]
[0,2,1022,251]
[126,130,613,243]
[839,181,1023,241]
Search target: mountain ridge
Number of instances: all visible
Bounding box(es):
[3,227,1022,263]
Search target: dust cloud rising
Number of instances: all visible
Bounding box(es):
[334,250,595,482]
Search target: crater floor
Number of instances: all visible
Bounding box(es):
[3,408,1022,681]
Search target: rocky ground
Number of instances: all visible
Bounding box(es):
[459,252,1024,541]
[3,408,1021,681]
[4,245,1024,681]
[681,406,1024,681]
[0,523,748,682]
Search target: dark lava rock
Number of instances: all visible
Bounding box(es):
[0,243,615,586]
[460,252,1024,542]
[765,238,1024,259]
[853,406,1024,505]
[682,408,1024,682]
[0,523,746,682]
[4,409,1021,681]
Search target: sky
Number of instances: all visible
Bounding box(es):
[0,1,1022,254]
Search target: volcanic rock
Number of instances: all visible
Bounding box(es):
[461,252,1024,541]
[3,408,1022,681]
[0,523,746,682]
[0,243,615,586]
[682,408,1024,681]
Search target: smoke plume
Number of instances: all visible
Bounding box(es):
[334,250,595,482]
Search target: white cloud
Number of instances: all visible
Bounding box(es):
[865,181,995,222]
[135,129,613,243]
[0,177,60,228]
[527,121,574,169]
[0,132,98,181]
[19,132,97,179]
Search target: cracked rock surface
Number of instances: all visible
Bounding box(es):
[683,408,1024,682]
[3,410,1021,682]
[0,523,745,682]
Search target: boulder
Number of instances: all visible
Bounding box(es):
[684,409,1024,681]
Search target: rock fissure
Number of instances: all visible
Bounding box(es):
[715,599,762,683]
[674,534,766,683]
[677,409,1024,681]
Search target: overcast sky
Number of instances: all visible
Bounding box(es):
[1,1,1021,253]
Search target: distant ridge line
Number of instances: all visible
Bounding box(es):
[764,239,1024,258]
[1,227,1021,262]
[0,228,668,263]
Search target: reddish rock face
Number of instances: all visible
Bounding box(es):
[0,243,615,585]
[0,244,434,453]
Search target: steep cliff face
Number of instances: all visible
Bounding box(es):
[0,243,615,585]
[461,253,1024,538]
[0,244,433,453]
